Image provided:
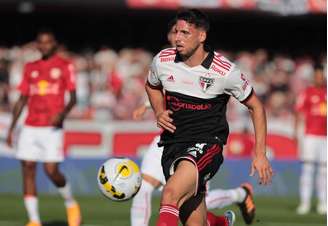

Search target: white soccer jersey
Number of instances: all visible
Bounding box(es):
[147,48,253,145]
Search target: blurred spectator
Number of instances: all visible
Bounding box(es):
[0,44,325,123]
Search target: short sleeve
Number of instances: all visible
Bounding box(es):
[18,64,30,96]
[63,62,76,91]
[147,57,161,87]
[224,66,253,102]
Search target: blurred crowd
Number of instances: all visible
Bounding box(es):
[0,43,326,123]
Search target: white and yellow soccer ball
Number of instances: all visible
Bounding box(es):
[97,157,142,201]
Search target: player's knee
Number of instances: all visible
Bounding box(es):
[44,166,59,179]
[161,186,180,205]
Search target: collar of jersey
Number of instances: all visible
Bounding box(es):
[174,48,214,70]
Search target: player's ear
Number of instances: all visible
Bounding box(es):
[199,30,206,43]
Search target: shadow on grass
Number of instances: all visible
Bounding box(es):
[43,221,67,226]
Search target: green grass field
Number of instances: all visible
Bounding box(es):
[0,194,326,226]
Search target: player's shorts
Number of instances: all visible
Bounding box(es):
[301,134,327,163]
[141,135,166,185]
[16,126,64,162]
[162,142,223,195]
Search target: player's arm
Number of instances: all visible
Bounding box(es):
[52,62,77,128]
[6,94,28,147]
[242,92,272,185]
[52,90,77,128]
[294,92,306,144]
[145,57,175,133]
[224,67,272,185]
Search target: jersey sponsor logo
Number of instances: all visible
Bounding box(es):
[50,68,62,79]
[160,56,175,62]
[210,64,226,76]
[30,80,60,96]
[167,96,212,111]
[167,75,175,82]
[199,75,214,92]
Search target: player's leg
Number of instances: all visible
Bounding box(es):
[297,135,315,214]
[22,160,42,226]
[131,174,161,226]
[41,128,81,226]
[315,137,326,214]
[131,136,165,226]
[206,183,255,225]
[206,187,247,209]
[16,127,42,226]
[157,160,198,226]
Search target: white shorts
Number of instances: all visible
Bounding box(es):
[16,126,64,162]
[141,135,166,185]
[301,135,327,163]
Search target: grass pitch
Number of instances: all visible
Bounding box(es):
[0,194,326,226]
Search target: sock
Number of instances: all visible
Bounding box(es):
[316,164,327,207]
[207,211,228,226]
[131,180,154,226]
[299,162,314,206]
[206,188,246,209]
[156,204,179,226]
[24,196,41,223]
[58,183,76,208]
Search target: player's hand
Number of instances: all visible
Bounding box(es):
[250,154,273,185]
[133,105,147,120]
[156,110,176,133]
[6,129,13,148]
[51,113,65,128]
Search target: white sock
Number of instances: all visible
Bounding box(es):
[24,196,41,223]
[130,180,155,226]
[299,162,314,206]
[316,164,327,207]
[58,183,76,208]
[206,187,246,209]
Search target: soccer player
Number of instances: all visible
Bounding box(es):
[146,9,272,226]
[131,19,255,226]
[295,64,327,215]
[6,31,81,226]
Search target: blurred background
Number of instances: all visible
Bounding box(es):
[0,0,326,225]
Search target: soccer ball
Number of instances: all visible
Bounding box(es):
[97,157,142,201]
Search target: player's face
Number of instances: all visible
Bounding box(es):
[167,24,177,47]
[175,20,206,57]
[37,33,57,58]
[314,69,326,87]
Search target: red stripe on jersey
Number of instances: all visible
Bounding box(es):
[213,56,231,67]
[212,58,230,71]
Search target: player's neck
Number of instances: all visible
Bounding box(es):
[183,45,208,68]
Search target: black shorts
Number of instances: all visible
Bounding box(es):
[161,142,224,194]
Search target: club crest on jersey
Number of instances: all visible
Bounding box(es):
[50,68,61,79]
[199,76,214,92]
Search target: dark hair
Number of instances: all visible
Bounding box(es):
[167,18,176,33]
[175,9,210,32]
[36,28,56,40]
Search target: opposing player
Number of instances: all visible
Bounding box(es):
[6,31,81,226]
[295,64,327,215]
[131,103,255,226]
[146,9,272,226]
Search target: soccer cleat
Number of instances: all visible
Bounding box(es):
[296,203,310,215]
[238,183,255,224]
[316,203,326,215]
[67,203,82,226]
[25,221,42,226]
[224,210,236,226]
